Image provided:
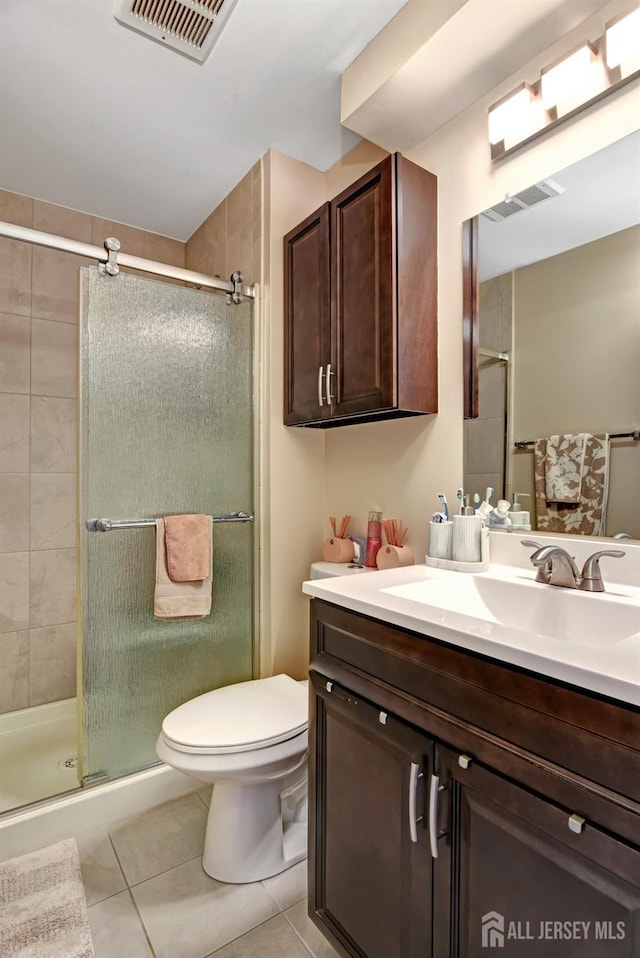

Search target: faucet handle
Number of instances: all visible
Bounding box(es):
[520,539,543,550]
[580,550,625,593]
[520,540,551,583]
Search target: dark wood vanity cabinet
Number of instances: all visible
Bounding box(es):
[308,600,640,958]
[284,154,437,427]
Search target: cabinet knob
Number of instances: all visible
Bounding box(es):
[568,813,586,834]
[378,711,388,725]
[325,680,333,693]
[458,754,473,769]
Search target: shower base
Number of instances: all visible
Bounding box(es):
[0,698,78,814]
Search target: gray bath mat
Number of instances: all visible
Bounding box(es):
[0,837,95,958]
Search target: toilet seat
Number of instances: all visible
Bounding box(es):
[161,673,308,755]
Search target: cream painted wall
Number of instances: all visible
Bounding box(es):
[511,225,640,538]
[323,0,639,562]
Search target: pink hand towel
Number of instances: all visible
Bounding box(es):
[164,513,210,581]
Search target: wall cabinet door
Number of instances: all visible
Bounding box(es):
[330,156,394,418]
[309,672,433,958]
[283,203,331,425]
[433,743,640,958]
[283,153,437,427]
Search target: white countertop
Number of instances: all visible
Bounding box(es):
[303,544,640,707]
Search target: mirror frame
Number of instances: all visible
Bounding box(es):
[462,216,479,420]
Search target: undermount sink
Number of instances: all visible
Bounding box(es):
[383,574,640,649]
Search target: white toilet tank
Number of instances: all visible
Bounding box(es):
[309,561,371,579]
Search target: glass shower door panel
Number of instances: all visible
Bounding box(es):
[79,268,254,781]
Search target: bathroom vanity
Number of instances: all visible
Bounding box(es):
[304,549,640,958]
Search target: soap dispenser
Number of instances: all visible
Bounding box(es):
[508,493,531,531]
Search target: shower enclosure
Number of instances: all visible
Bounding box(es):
[0,215,257,814]
[79,267,256,783]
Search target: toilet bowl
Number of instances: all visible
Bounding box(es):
[156,673,308,884]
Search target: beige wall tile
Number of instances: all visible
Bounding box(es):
[478,361,506,420]
[0,475,29,552]
[466,417,505,477]
[0,631,29,713]
[0,313,30,394]
[0,552,29,633]
[227,170,253,235]
[227,225,253,285]
[91,218,146,258]
[31,396,76,474]
[185,220,208,271]
[29,547,76,628]
[30,473,75,550]
[0,238,31,316]
[29,622,76,706]
[32,247,88,324]
[31,318,77,398]
[186,201,226,275]
[0,190,32,228]
[144,232,185,268]
[33,200,92,242]
[0,394,29,472]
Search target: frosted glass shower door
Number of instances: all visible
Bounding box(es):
[78,267,255,782]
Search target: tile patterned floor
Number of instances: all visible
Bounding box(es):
[72,791,340,958]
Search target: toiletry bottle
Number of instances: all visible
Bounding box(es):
[364,511,382,568]
[508,493,531,531]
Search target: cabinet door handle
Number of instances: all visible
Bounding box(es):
[428,774,442,859]
[326,363,335,404]
[408,762,423,843]
[317,366,325,407]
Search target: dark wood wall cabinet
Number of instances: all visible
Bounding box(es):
[284,154,437,427]
[308,600,640,958]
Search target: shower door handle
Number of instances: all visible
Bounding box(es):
[317,365,325,407]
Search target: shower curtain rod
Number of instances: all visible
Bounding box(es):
[0,220,255,299]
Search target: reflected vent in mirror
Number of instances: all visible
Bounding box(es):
[482,179,565,222]
[114,0,239,62]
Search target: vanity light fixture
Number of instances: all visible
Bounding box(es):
[489,5,640,161]
[606,7,640,75]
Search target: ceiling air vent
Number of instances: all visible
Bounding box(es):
[482,179,565,222]
[114,0,239,63]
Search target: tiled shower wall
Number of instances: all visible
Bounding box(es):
[0,189,185,714]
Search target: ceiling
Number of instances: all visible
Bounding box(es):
[0,0,409,240]
[478,130,640,281]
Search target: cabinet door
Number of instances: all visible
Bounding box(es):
[284,203,331,425]
[433,744,640,958]
[330,157,394,418]
[309,672,433,958]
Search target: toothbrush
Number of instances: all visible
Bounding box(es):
[485,486,494,505]
[473,493,480,510]
[438,493,449,521]
[456,487,464,515]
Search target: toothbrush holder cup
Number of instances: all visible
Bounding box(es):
[428,521,453,560]
[452,515,483,563]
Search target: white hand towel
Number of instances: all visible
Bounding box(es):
[154,516,213,620]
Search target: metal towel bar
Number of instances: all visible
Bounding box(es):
[514,430,639,450]
[86,512,253,532]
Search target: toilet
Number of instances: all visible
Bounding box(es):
[157,673,308,884]
[157,562,365,884]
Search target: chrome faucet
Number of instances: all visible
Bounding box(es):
[521,541,625,592]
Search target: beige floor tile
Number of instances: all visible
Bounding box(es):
[109,792,208,886]
[262,860,307,911]
[208,914,310,957]
[88,890,154,958]
[198,786,212,808]
[285,900,340,957]
[132,857,278,958]
[76,827,127,906]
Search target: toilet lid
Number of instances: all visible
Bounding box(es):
[161,674,308,753]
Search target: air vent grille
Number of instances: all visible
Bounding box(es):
[114,0,237,62]
[482,179,565,222]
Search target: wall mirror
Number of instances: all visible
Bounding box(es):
[462,130,640,540]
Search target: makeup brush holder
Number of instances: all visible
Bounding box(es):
[322,537,356,563]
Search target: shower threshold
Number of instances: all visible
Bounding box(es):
[0,698,78,814]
